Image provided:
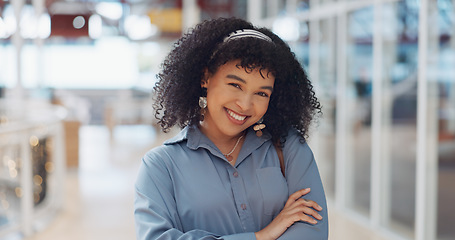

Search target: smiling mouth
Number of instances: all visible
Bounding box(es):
[226,109,247,121]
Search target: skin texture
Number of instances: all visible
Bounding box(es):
[199,60,274,163]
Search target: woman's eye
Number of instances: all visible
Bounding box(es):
[257,92,269,98]
[229,83,241,89]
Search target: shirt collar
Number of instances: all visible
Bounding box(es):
[164,124,272,163]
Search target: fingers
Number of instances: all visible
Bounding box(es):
[295,212,318,225]
[261,188,325,239]
[285,188,323,211]
[285,188,311,207]
[283,189,324,224]
[294,198,323,211]
[298,204,323,220]
[286,202,322,221]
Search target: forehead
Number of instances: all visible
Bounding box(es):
[215,61,275,82]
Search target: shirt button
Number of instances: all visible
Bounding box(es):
[233,172,239,178]
[241,204,247,210]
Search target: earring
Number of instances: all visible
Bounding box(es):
[253,118,266,137]
[199,96,207,109]
[199,88,207,121]
[199,96,207,121]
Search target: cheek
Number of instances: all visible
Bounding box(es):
[256,99,270,116]
[206,92,222,110]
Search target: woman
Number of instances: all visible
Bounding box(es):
[134,17,328,240]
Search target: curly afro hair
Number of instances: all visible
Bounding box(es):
[153,17,321,146]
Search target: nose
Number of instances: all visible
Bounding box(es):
[236,93,253,111]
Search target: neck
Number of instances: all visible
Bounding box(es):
[199,122,244,144]
[198,122,245,154]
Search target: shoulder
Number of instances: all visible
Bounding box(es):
[281,128,314,162]
[283,128,308,148]
[142,126,191,164]
[142,142,186,167]
[137,143,186,186]
[136,145,182,197]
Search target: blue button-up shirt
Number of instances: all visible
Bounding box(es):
[134,125,328,239]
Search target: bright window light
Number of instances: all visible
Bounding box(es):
[124,15,158,41]
[38,14,51,39]
[1,5,16,39]
[95,2,123,21]
[273,17,300,42]
[15,5,51,39]
[0,17,7,38]
[89,14,102,39]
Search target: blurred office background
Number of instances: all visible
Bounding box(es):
[0,0,454,239]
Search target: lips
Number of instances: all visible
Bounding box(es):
[226,108,247,121]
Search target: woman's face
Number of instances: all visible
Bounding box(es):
[201,60,275,138]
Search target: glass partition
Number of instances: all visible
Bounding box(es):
[0,43,15,89]
[381,1,418,236]
[316,18,337,199]
[297,0,310,12]
[346,6,374,215]
[433,1,455,239]
[272,0,454,239]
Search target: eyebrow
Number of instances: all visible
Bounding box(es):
[226,74,274,91]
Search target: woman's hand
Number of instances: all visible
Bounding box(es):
[255,188,323,240]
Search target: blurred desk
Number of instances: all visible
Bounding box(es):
[104,98,157,139]
[63,120,80,168]
[0,100,66,238]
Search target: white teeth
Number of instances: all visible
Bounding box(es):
[227,109,246,121]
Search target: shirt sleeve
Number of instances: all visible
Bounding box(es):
[278,130,329,240]
[134,149,257,240]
